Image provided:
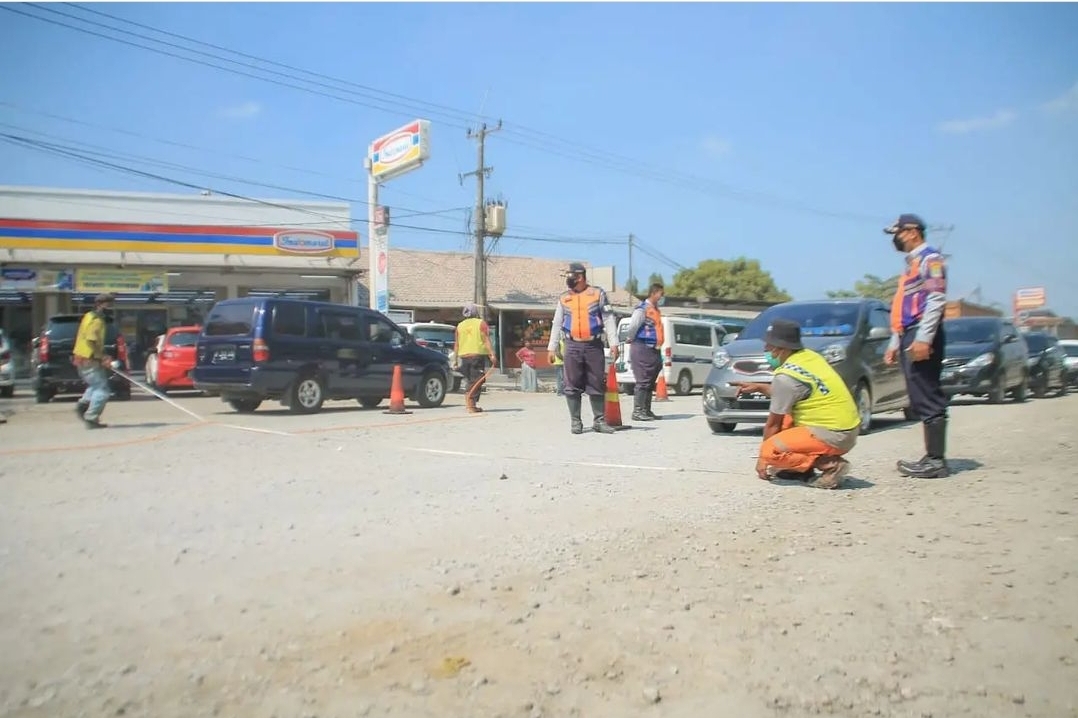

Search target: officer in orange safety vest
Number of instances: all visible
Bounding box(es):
[547,262,620,435]
[623,282,666,421]
[883,213,950,479]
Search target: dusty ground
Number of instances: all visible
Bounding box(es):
[1,387,1076,718]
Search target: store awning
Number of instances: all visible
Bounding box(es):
[489,302,557,313]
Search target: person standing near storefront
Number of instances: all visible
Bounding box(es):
[515,341,539,392]
[883,214,951,479]
[455,303,497,413]
[547,262,619,435]
[551,336,566,396]
[624,281,666,421]
[73,292,116,429]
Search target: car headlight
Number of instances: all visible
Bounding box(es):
[821,343,847,365]
[703,386,720,409]
[712,350,731,369]
[965,352,994,368]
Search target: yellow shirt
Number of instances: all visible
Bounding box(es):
[455,317,489,357]
[73,311,106,360]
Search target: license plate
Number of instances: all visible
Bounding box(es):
[213,347,235,363]
[746,392,767,401]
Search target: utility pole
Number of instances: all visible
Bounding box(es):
[628,233,635,296]
[460,120,502,315]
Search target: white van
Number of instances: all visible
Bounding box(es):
[614,316,727,395]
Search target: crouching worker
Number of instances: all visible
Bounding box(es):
[734,319,859,489]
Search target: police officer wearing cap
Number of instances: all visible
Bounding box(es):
[883,214,950,478]
[547,262,620,435]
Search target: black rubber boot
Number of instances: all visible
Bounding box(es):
[645,390,662,420]
[567,395,584,434]
[898,419,949,478]
[590,394,616,434]
[631,388,650,422]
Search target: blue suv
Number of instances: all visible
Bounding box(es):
[192,298,452,414]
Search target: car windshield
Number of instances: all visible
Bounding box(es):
[411,327,455,343]
[168,331,200,347]
[204,303,257,336]
[1024,334,1049,355]
[1062,344,1078,358]
[740,303,860,340]
[944,319,997,344]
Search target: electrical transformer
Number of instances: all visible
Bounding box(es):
[484,201,507,237]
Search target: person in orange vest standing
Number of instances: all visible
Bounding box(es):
[547,262,619,435]
[883,214,950,478]
[623,281,666,421]
[455,303,497,413]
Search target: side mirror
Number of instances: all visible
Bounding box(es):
[867,326,891,340]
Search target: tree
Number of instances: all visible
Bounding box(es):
[669,257,791,302]
[826,273,899,302]
[624,276,640,295]
[647,272,665,288]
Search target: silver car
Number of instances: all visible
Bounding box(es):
[702,299,913,435]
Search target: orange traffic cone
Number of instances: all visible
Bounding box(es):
[383,364,413,415]
[654,373,671,402]
[604,363,625,428]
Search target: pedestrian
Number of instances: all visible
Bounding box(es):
[551,336,566,396]
[623,281,666,421]
[515,341,538,392]
[883,214,950,478]
[547,262,620,435]
[454,303,497,413]
[73,292,116,429]
[733,319,860,489]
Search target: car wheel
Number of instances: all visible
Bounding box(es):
[1058,380,1069,398]
[358,396,382,409]
[676,370,692,396]
[708,420,736,434]
[417,371,447,408]
[35,390,52,404]
[289,374,325,414]
[987,373,1006,404]
[1032,372,1048,398]
[228,398,262,413]
[1012,373,1028,402]
[854,381,873,435]
[0,385,13,398]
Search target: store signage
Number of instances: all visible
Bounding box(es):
[273,230,336,255]
[75,269,169,293]
[1,267,38,290]
[1013,287,1046,311]
[371,205,390,313]
[0,267,75,290]
[369,120,431,182]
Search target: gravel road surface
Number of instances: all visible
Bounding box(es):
[1,388,1076,718]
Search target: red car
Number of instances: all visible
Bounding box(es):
[145,325,201,392]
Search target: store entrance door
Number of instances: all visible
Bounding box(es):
[115,308,168,371]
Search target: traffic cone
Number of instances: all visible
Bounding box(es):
[383,364,413,415]
[654,373,671,402]
[604,363,625,428]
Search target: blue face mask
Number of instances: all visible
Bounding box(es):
[764,351,782,370]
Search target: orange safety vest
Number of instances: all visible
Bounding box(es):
[891,245,945,333]
[560,286,605,341]
[635,300,664,347]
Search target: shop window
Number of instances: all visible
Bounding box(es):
[272,303,307,337]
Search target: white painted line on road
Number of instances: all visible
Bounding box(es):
[406,447,728,474]
[410,448,486,457]
[217,423,295,437]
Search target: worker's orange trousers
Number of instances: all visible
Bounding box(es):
[760,423,846,473]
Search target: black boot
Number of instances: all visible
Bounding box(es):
[567,395,584,434]
[645,390,662,420]
[631,388,651,422]
[590,395,616,434]
[898,418,949,478]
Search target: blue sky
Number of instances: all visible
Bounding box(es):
[1,2,1076,316]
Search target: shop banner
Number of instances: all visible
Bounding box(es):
[0,267,75,290]
[75,269,169,293]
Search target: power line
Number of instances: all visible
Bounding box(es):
[2,3,896,224]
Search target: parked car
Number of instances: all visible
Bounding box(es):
[30,314,131,403]
[191,298,453,414]
[399,321,464,392]
[144,325,201,392]
[614,316,727,395]
[940,317,1029,403]
[1059,339,1078,386]
[702,299,911,435]
[1023,332,1069,398]
[0,329,14,398]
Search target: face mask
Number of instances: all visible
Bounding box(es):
[764,350,782,370]
[892,235,906,252]
[100,308,115,320]
[566,274,583,290]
